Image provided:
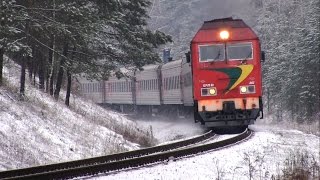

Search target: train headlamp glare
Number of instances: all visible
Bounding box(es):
[240,86,247,93]
[220,30,229,40]
[209,88,216,95]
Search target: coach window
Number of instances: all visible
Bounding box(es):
[199,44,224,62]
[165,78,167,90]
[227,43,253,60]
[177,76,180,89]
[146,80,148,91]
[175,77,178,89]
[145,80,147,90]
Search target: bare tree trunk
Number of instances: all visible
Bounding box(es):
[65,70,71,106]
[0,48,4,86]
[20,0,33,99]
[48,35,55,95]
[48,0,56,95]
[20,56,27,99]
[38,51,45,90]
[65,46,75,106]
[54,43,68,100]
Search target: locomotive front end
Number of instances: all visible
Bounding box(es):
[191,18,264,127]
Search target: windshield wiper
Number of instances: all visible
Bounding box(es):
[211,49,221,62]
[241,51,252,64]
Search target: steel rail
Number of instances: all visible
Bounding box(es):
[0,130,214,179]
[2,129,252,180]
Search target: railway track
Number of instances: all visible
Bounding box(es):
[0,129,252,180]
[0,130,214,179]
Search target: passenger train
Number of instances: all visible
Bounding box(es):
[80,17,265,128]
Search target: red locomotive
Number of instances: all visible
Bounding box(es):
[187,17,265,128]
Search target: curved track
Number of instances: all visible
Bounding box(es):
[0,130,214,180]
[0,129,252,180]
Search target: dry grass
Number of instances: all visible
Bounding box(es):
[273,150,320,180]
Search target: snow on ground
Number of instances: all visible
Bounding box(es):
[0,59,151,171]
[92,124,319,180]
[133,117,205,144]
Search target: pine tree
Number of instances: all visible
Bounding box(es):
[1,0,172,105]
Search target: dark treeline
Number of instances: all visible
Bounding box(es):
[0,0,171,105]
[250,0,320,122]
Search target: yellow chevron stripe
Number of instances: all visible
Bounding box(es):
[226,64,253,94]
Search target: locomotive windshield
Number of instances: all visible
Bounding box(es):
[199,44,224,62]
[227,43,253,60]
[199,42,253,62]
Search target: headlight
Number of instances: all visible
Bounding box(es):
[240,86,247,93]
[240,85,255,94]
[209,88,217,95]
[201,87,217,96]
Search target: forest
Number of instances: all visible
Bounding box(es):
[1,0,319,122]
[0,0,171,105]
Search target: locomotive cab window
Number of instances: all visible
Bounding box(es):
[227,43,253,60]
[199,44,224,62]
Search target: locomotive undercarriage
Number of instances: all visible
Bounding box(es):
[198,109,260,127]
